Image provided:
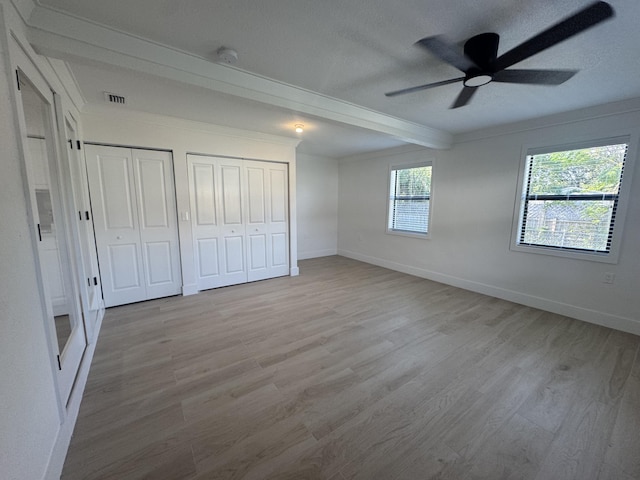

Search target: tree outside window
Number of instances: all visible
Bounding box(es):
[518,142,627,253]
[388,163,432,236]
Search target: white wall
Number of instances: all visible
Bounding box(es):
[338,106,640,335]
[296,153,339,259]
[0,4,61,479]
[81,107,300,294]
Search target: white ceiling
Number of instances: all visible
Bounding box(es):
[26,0,640,157]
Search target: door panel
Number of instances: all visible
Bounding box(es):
[137,158,169,228]
[194,164,216,226]
[224,235,245,274]
[145,241,174,285]
[270,169,287,223]
[197,238,219,278]
[108,243,142,290]
[189,157,224,289]
[86,146,146,306]
[268,166,290,277]
[221,165,243,226]
[247,167,266,223]
[188,154,289,290]
[133,150,181,300]
[246,161,289,281]
[219,159,247,286]
[246,164,268,280]
[87,145,181,306]
[272,233,288,267]
[98,155,136,230]
[60,112,101,339]
[16,72,86,405]
[249,235,267,269]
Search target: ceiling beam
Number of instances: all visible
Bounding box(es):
[27,6,452,149]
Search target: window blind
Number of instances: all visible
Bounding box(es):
[518,142,627,254]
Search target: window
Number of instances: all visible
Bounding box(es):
[387,162,432,236]
[513,137,630,261]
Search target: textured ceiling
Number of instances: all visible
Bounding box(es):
[33,0,640,156]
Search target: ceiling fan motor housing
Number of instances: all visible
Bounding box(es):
[463,32,499,85]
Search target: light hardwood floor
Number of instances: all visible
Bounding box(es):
[62,256,640,480]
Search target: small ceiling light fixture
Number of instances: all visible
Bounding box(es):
[295,124,304,133]
[216,47,238,65]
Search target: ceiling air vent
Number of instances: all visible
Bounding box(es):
[104,92,126,105]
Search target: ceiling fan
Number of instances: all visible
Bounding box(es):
[385,1,614,108]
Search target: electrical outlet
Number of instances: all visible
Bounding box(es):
[603,272,615,284]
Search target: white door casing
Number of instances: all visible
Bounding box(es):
[86,145,181,307]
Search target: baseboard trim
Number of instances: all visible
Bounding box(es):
[338,249,640,336]
[298,249,338,260]
[44,307,105,480]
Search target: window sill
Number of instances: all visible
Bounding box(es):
[510,243,619,264]
[386,229,431,240]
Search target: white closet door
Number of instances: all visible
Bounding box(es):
[245,161,289,281]
[86,145,181,307]
[188,155,247,290]
[133,150,182,299]
[189,157,223,290]
[188,154,288,291]
[219,159,247,286]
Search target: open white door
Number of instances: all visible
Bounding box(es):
[14,63,86,405]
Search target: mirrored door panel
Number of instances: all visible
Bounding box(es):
[18,71,86,404]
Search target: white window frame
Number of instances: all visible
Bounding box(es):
[510,134,637,264]
[386,161,433,239]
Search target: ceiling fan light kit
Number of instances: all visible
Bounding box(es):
[386,1,614,109]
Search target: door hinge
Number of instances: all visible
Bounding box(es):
[15,70,21,91]
[76,140,82,150]
[79,211,82,221]
[37,224,42,241]
[68,139,73,149]
[56,355,61,370]
[85,211,90,221]
[93,276,98,286]
[87,277,91,286]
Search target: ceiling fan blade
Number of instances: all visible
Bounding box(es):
[416,36,478,73]
[493,69,577,85]
[451,86,478,109]
[385,77,465,97]
[493,1,614,71]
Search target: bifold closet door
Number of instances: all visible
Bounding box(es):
[245,160,289,281]
[188,154,289,291]
[86,145,181,307]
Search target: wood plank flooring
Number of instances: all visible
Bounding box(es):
[62,256,640,480]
